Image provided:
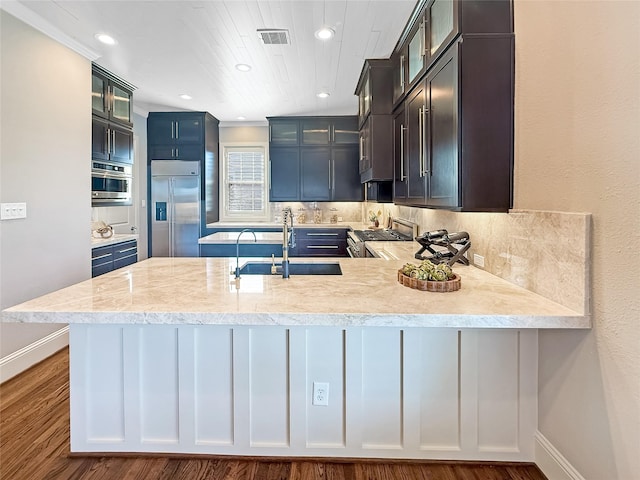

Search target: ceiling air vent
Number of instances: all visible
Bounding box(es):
[257,29,290,45]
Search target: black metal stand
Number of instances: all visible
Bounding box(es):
[414,230,471,266]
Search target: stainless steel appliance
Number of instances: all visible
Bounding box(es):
[150,160,201,257]
[347,218,418,258]
[91,160,132,206]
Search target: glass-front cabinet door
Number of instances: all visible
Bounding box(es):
[358,75,371,126]
[92,72,108,117]
[407,17,426,86]
[428,0,455,63]
[270,121,299,145]
[111,84,132,125]
[92,69,132,126]
[301,119,331,145]
[392,50,406,105]
[332,118,359,145]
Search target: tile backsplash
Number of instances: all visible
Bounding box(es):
[367,202,591,315]
[269,202,363,224]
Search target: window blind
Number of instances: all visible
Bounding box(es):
[226,150,265,213]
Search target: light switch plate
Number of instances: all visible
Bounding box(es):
[0,202,27,220]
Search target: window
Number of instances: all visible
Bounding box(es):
[221,144,269,221]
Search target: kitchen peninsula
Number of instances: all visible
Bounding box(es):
[3,250,589,461]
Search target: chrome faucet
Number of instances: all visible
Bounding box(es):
[233,229,257,279]
[281,207,295,278]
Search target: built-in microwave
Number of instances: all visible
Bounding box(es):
[91,160,132,206]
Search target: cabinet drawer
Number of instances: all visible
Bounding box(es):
[293,239,347,257]
[113,240,137,259]
[114,254,137,270]
[295,228,348,239]
[92,239,138,277]
[91,246,113,267]
[92,262,114,278]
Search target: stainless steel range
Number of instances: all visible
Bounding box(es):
[347,218,418,258]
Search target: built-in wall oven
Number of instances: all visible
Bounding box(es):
[347,218,418,258]
[91,160,132,206]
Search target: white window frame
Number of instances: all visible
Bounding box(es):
[219,142,270,222]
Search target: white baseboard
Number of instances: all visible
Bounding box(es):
[0,326,69,383]
[535,431,586,480]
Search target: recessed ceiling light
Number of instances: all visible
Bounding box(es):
[315,27,335,40]
[179,94,192,100]
[95,33,117,46]
[235,64,252,72]
[316,92,330,99]
[237,116,246,121]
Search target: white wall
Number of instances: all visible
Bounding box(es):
[0,12,91,358]
[514,1,640,479]
[220,125,268,144]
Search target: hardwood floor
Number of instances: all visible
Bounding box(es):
[0,348,547,480]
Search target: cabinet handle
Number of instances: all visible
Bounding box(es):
[400,55,405,90]
[175,121,179,139]
[424,107,430,175]
[92,253,112,261]
[306,245,339,249]
[329,161,332,191]
[171,121,175,139]
[421,20,426,59]
[269,125,272,142]
[419,106,424,177]
[116,247,137,254]
[106,128,111,155]
[111,130,116,155]
[176,147,179,158]
[400,125,407,181]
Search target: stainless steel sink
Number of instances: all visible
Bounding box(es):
[238,261,342,276]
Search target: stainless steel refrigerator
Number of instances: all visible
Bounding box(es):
[150,160,200,257]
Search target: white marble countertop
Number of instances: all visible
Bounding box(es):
[3,254,589,329]
[91,234,138,248]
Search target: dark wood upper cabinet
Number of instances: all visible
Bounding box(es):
[332,145,362,201]
[270,120,300,146]
[301,147,332,200]
[392,0,513,107]
[426,0,513,67]
[268,117,363,203]
[91,64,134,167]
[91,113,133,165]
[355,60,394,183]
[91,64,133,128]
[355,59,394,128]
[269,146,300,201]
[147,112,210,161]
[393,35,514,211]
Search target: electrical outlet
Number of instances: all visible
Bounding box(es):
[473,253,485,268]
[312,382,329,406]
[337,216,343,222]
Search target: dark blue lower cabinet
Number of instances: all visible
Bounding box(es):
[199,243,284,258]
[92,240,138,277]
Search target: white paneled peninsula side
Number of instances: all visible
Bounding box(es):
[3,245,589,461]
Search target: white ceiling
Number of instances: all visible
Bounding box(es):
[12,0,416,125]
